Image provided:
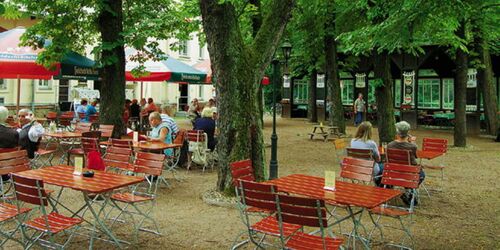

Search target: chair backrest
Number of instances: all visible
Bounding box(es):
[230,159,255,187]
[340,157,375,183]
[81,137,100,154]
[74,122,92,133]
[276,194,327,228]
[346,147,373,160]
[77,112,86,120]
[82,131,101,139]
[89,114,99,123]
[0,150,30,175]
[58,116,72,127]
[381,163,420,189]
[386,148,411,165]
[103,146,133,172]
[173,129,186,144]
[46,112,57,120]
[422,138,448,153]
[98,124,115,138]
[0,147,20,153]
[187,130,205,142]
[239,180,277,212]
[133,152,165,176]
[109,138,133,149]
[12,175,49,206]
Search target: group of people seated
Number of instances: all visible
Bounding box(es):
[188,98,217,151]
[75,99,99,122]
[0,106,45,183]
[350,120,425,205]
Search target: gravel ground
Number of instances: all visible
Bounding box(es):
[3,116,499,249]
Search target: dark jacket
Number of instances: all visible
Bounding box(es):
[194,117,216,151]
[0,124,19,148]
[130,103,141,118]
[18,122,40,159]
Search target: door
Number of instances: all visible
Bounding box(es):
[178,83,188,111]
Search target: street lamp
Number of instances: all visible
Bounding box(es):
[269,40,292,180]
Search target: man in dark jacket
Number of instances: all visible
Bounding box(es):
[0,106,19,181]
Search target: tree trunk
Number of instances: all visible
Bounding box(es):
[308,68,318,122]
[476,40,499,136]
[454,24,468,147]
[98,0,125,138]
[324,10,345,133]
[200,0,293,192]
[373,51,396,143]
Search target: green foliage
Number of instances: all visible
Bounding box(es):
[9,0,199,70]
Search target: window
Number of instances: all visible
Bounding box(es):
[417,79,440,109]
[293,79,308,104]
[368,80,376,105]
[0,79,6,90]
[340,79,354,105]
[179,40,188,57]
[0,97,4,104]
[37,79,52,90]
[199,44,204,59]
[442,79,454,109]
[394,79,401,107]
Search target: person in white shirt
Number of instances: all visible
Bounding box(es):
[160,104,179,135]
[17,109,44,159]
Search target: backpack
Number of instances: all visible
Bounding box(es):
[190,141,207,166]
[86,150,106,171]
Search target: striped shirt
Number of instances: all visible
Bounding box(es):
[160,114,179,134]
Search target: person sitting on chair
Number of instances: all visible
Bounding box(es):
[148,112,173,156]
[17,109,45,159]
[350,121,383,186]
[84,99,98,122]
[194,108,217,151]
[0,106,19,181]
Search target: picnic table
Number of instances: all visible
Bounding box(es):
[265,174,401,249]
[309,125,342,141]
[44,131,83,164]
[13,165,144,248]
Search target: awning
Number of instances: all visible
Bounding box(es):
[125,47,207,83]
[193,59,270,85]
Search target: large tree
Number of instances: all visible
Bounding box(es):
[199,0,294,191]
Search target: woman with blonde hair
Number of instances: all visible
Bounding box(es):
[350,121,383,185]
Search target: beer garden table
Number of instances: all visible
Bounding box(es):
[44,131,82,164]
[13,165,144,249]
[264,174,401,249]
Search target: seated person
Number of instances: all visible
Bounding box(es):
[160,105,179,135]
[130,99,141,119]
[350,121,383,185]
[0,106,19,181]
[76,99,88,118]
[194,108,216,151]
[148,112,173,156]
[388,121,424,205]
[84,99,98,122]
[17,109,44,159]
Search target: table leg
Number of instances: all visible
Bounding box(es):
[346,206,370,250]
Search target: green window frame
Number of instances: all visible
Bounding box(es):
[442,78,454,109]
[418,79,440,109]
[341,79,354,105]
[394,79,401,107]
[293,79,309,105]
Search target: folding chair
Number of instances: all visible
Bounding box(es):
[67,134,101,165]
[420,138,447,190]
[46,112,57,123]
[0,150,31,200]
[275,194,344,250]
[0,201,31,248]
[73,122,92,133]
[186,130,212,172]
[31,147,56,169]
[164,129,186,176]
[108,152,165,243]
[340,157,375,185]
[77,112,86,121]
[346,148,374,160]
[387,148,429,197]
[367,163,421,249]
[103,146,134,174]
[98,124,115,139]
[235,180,301,249]
[57,115,73,129]
[108,138,133,149]
[12,175,82,249]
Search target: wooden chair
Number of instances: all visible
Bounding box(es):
[275,194,344,250]
[46,112,57,123]
[333,139,347,163]
[367,163,421,250]
[340,157,375,184]
[386,148,411,165]
[0,150,30,200]
[57,116,73,128]
[108,152,166,242]
[346,147,374,160]
[67,134,100,165]
[98,124,115,138]
[0,201,31,248]
[420,138,447,187]
[230,159,255,188]
[11,175,82,249]
[89,114,99,124]
[235,180,301,249]
[108,138,133,149]
[73,122,92,133]
[186,130,211,172]
[165,129,186,175]
[103,146,134,173]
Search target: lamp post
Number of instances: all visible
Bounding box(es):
[269,40,292,180]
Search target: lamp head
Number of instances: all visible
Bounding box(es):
[281,39,292,61]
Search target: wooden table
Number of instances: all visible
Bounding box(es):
[309,125,342,141]
[14,165,143,248]
[44,132,83,164]
[100,140,182,151]
[265,174,401,249]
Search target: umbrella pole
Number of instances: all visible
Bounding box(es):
[16,75,21,114]
[140,81,143,100]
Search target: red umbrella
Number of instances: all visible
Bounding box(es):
[0,27,60,112]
